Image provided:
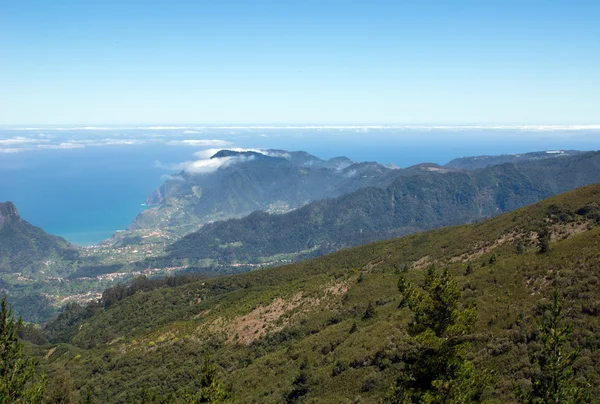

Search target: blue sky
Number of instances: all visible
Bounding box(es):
[1,0,599,125]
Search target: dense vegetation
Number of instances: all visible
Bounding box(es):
[164,151,600,269]
[1,298,47,403]
[29,183,600,402]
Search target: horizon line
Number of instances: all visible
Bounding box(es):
[2,124,600,132]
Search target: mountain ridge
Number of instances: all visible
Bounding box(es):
[162,151,600,270]
[444,149,583,170]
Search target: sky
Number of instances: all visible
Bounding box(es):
[1,0,599,125]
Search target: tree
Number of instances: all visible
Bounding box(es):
[464,262,473,276]
[515,291,590,403]
[0,297,46,403]
[538,225,551,254]
[363,301,376,320]
[387,266,490,403]
[44,369,74,403]
[184,355,227,403]
[285,371,309,403]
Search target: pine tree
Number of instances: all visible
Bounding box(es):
[0,297,46,403]
[185,354,227,403]
[515,291,590,403]
[387,266,490,403]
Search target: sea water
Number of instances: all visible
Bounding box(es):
[1,125,599,245]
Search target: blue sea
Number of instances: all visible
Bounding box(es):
[1,125,599,246]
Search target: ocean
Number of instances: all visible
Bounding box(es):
[1,125,599,245]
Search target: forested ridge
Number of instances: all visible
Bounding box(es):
[164,151,600,269]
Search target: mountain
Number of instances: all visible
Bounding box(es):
[444,149,583,170]
[0,202,77,274]
[0,202,80,322]
[164,151,600,270]
[38,183,600,402]
[123,149,396,243]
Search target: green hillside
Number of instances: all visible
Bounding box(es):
[0,202,78,273]
[35,183,600,402]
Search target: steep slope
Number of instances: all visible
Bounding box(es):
[39,184,600,402]
[0,202,81,322]
[124,149,397,242]
[164,151,600,269]
[0,202,77,274]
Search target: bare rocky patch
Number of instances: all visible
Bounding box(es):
[204,280,350,345]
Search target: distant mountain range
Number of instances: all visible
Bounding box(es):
[123,149,584,245]
[163,151,600,269]
[444,149,583,170]
[123,150,398,242]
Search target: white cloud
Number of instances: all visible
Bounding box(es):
[0,147,31,153]
[167,139,232,147]
[81,138,146,146]
[185,157,233,174]
[177,147,296,175]
[58,142,85,149]
[0,137,46,145]
[157,148,260,174]
[160,174,186,181]
[38,142,85,150]
[264,150,290,159]
[192,148,224,159]
[154,161,191,171]
[185,155,255,174]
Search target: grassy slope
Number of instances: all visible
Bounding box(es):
[39,183,600,402]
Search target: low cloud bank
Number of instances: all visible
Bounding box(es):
[185,154,255,174]
[167,139,232,147]
[166,148,289,175]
